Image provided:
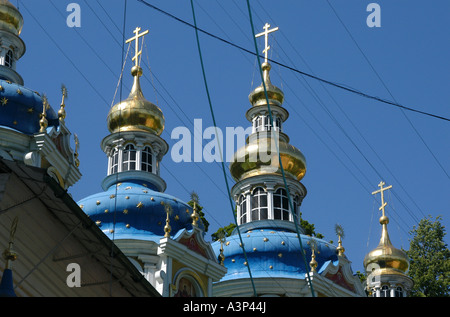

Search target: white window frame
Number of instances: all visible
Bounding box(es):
[238,194,248,225]
[109,148,119,175]
[251,187,268,221]
[122,144,137,172]
[273,188,290,221]
[141,146,153,173]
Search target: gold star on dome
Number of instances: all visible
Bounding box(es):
[1,97,8,106]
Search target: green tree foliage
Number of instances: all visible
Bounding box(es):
[211,223,236,242]
[187,196,209,233]
[406,215,450,297]
[300,219,324,239]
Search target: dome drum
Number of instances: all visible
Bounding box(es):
[245,103,289,124]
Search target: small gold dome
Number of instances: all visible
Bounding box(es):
[0,0,23,35]
[230,134,307,182]
[248,63,284,107]
[363,216,410,275]
[107,66,164,135]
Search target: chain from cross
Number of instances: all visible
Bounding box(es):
[126,27,149,68]
[255,23,279,63]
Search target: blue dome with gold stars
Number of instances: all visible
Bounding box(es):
[212,229,339,281]
[0,79,59,135]
[78,181,202,242]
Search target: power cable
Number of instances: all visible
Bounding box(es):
[189,0,257,297]
[84,0,239,236]
[325,0,449,183]
[252,2,423,228]
[136,0,450,123]
[19,2,110,107]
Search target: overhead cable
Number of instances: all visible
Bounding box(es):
[136,0,450,123]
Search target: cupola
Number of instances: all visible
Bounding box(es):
[0,0,25,85]
[363,182,413,297]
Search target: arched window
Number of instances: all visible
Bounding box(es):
[380,285,390,297]
[275,117,282,132]
[395,286,403,297]
[293,195,300,218]
[239,194,247,225]
[263,116,271,131]
[110,148,119,174]
[255,116,263,132]
[251,187,267,221]
[141,146,153,173]
[5,50,13,68]
[174,275,203,297]
[274,188,289,220]
[255,115,272,132]
[122,144,136,171]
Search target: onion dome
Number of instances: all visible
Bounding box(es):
[0,79,59,135]
[78,181,203,241]
[229,135,306,182]
[212,230,338,281]
[363,214,410,275]
[229,61,306,182]
[107,66,165,136]
[0,0,23,36]
[248,62,284,107]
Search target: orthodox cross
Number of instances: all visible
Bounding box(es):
[255,23,279,63]
[126,27,149,67]
[372,181,392,217]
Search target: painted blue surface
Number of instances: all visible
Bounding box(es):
[212,229,339,281]
[0,79,59,135]
[78,180,202,241]
[0,269,16,297]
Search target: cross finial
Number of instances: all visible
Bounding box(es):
[372,181,393,218]
[40,95,48,133]
[255,23,279,63]
[126,27,149,68]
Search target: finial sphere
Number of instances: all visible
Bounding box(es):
[131,65,143,77]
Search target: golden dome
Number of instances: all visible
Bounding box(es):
[0,0,23,35]
[107,66,164,135]
[248,62,284,107]
[363,215,410,275]
[229,134,307,182]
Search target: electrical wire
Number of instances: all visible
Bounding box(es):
[249,2,423,230]
[136,0,450,123]
[326,0,450,181]
[189,0,257,297]
[19,2,110,107]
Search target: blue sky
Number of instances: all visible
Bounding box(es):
[15,0,450,274]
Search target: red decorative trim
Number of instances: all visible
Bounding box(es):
[178,233,208,258]
[325,266,356,292]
